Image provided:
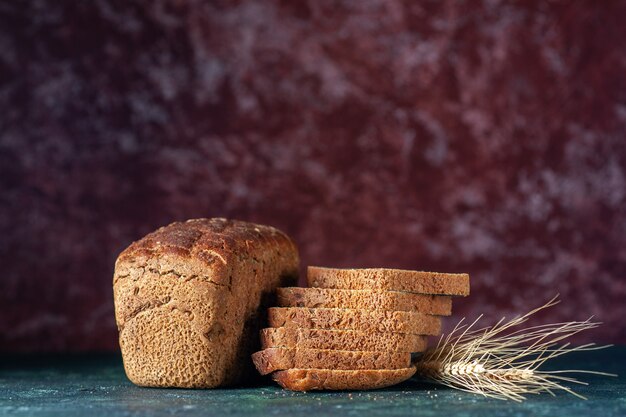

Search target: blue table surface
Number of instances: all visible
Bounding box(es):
[1,347,624,417]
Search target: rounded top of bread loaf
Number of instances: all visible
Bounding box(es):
[115,218,298,278]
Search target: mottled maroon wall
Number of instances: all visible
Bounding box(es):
[1,1,625,351]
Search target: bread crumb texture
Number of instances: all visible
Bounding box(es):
[260,327,427,352]
[307,266,470,296]
[268,307,441,335]
[273,368,417,391]
[277,287,452,315]
[252,347,411,375]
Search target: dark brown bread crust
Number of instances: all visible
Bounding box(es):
[273,368,417,391]
[277,287,452,315]
[260,327,427,352]
[308,266,470,296]
[251,348,411,375]
[113,218,299,388]
[268,307,441,335]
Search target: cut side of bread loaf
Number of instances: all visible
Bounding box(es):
[308,266,470,296]
[252,348,411,375]
[277,287,451,315]
[261,327,427,352]
[268,307,441,335]
[113,218,299,388]
[273,367,417,391]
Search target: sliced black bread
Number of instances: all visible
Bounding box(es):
[252,347,411,375]
[273,367,417,391]
[276,287,451,315]
[260,327,427,352]
[268,307,441,335]
[307,266,469,296]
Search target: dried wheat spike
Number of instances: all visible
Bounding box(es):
[414,295,616,402]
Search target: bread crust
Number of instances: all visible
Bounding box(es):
[308,266,470,296]
[272,368,417,391]
[268,307,441,335]
[113,218,299,388]
[277,287,452,315]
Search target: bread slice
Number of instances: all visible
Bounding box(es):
[113,218,299,388]
[260,327,427,352]
[272,367,416,391]
[268,307,441,335]
[308,266,470,296]
[251,348,411,375]
[276,287,451,315]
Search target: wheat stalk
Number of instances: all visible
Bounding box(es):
[414,295,616,401]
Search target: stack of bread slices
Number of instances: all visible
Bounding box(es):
[252,266,470,391]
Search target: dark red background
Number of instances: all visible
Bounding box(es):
[1,1,625,352]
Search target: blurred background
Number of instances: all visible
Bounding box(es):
[1,1,625,352]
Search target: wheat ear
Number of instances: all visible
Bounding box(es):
[414,295,616,402]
